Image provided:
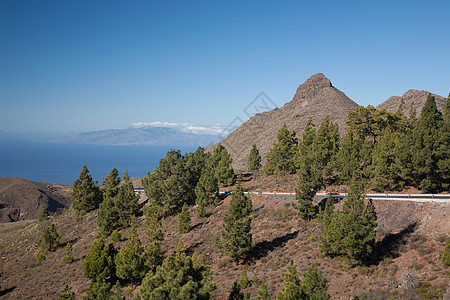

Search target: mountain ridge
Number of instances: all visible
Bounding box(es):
[211,74,447,170]
[209,73,359,170]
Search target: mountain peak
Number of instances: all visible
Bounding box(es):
[377,89,446,117]
[299,73,333,90]
[211,73,358,170]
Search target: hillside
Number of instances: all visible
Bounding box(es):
[377,89,447,117]
[0,173,448,299]
[0,177,71,222]
[209,73,359,170]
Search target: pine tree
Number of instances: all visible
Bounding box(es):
[178,203,191,234]
[276,260,303,300]
[319,182,377,263]
[407,94,445,192]
[256,280,270,300]
[97,194,120,237]
[344,106,402,183]
[211,144,234,186]
[83,237,116,281]
[228,281,245,300]
[71,165,102,213]
[195,165,219,217]
[293,156,322,220]
[144,205,165,271]
[102,168,121,201]
[294,119,316,173]
[98,171,139,237]
[115,230,149,282]
[346,105,394,143]
[444,93,450,123]
[437,94,450,191]
[335,131,361,184]
[58,285,75,300]
[63,242,74,264]
[108,281,124,300]
[442,239,450,268]
[248,144,262,171]
[142,150,199,217]
[300,264,329,300]
[196,205,206,220]
[83,281,111,300]
[264,124,298,176]
[318,193,335,227]
[372,128,404,192]
[41,222,61,252]
[137,251,216,299]
[38,206,48,222]
[216,185,253,262]
[115,171,139,227]
[185,147,210,184]
[312,116,340,181]
[296,119,316,167]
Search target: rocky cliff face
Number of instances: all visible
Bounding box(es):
[210,73,359,170]
[377,89,446,117]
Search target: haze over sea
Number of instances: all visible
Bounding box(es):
[0,138,196,185]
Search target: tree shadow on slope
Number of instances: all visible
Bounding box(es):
[0,286,16,297]
[373,222,417,264]
[190,221,204,231]
[185,241,203,256]
[235,172,253,183]
[245,230,299,263]
[315,195,342,211]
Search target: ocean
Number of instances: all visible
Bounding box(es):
[0,138,197,185]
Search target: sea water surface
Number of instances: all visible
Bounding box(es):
[0,138,196,184]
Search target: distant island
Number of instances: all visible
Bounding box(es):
[37,122,225,147]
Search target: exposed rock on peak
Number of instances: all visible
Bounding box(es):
[377,89,446,117]
[288,73,336,108]
[298,73,333,90]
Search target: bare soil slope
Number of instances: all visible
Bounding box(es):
[208,73,359,170]
[0,177,71,222]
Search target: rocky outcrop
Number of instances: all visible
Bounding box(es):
[377,89,446,117]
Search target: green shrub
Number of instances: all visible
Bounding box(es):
[37,251,46,262]
[415,282,444,299]
[111,229,122,243]
[442,239,450,267]
[58,285,75,300]
[38,207,48,222]
[84,281,111,300]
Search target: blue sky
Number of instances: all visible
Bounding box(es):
[1,0,449,134]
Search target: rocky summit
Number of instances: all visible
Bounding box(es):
[377,89,447,117]
[210,73,359,170]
